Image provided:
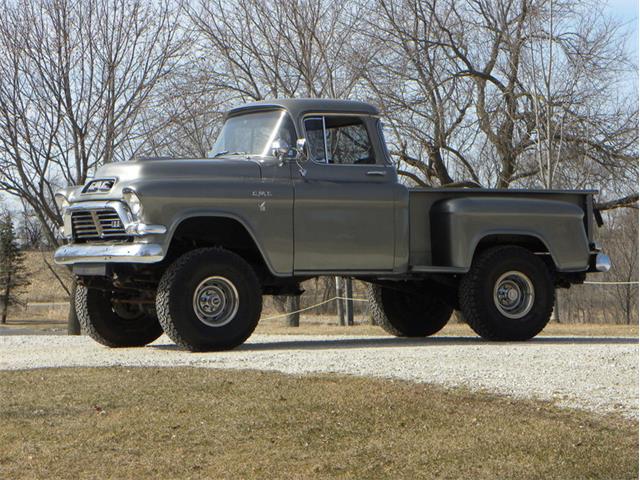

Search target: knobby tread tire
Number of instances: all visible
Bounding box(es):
[366,282,453,337]
[75,284,163,347]
[367,283,403,336]
[156,247,262,351]
[459,245,554,341]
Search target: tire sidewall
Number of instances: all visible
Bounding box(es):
[371,283,453,337]
[162,250,261,350]
[76,285,163,347]
[475,253,553,340]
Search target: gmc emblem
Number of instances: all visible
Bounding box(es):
[84,179,115,194]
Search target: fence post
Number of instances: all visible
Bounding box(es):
[335,276,345,325]
[345,278,354,326]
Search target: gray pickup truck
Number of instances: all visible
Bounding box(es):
[54,99,610,351]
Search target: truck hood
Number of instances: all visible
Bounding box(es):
[66,157,263,202]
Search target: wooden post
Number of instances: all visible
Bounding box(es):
[67,280,81,335]
[345,278,354,326]
[335,276,345,326]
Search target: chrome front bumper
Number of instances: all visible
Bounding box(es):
[54,243,164,265]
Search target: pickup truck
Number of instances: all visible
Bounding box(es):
[54,99,610,351]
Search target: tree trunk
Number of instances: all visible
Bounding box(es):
[67,280,81,335]
[1,271,12,324]
[428,146,454,185]
[286,296,300,327]
[335,276,345,326]
[344,278,354,326]
[551,290,560,323]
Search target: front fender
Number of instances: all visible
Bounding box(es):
[133,177,294,276]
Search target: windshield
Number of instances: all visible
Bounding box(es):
[208,110,296,158]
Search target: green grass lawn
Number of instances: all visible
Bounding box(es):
[0,368,637,479]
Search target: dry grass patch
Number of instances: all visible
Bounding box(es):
[0,368,637,479]
[2,315,638,338]
[255,318,639,337]
[21,251,71,303]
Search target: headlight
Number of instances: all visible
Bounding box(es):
[54,193,69,210]
[123,189,143,219]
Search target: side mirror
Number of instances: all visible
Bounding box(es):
[296,138,306,154]
[270,139,290,160]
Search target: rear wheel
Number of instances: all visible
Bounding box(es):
[367,283,453,337]
[459,246,554,340]
[156,248,262,351]
[75,285,163,347]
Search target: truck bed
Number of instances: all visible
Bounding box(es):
[408,188,596,270]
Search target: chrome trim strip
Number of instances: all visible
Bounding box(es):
[54,243,164,265]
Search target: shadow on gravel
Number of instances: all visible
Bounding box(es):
[150,335,638,353]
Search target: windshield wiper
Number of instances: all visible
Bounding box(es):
[211,150,229,158]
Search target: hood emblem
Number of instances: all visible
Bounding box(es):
[83,179,115,194]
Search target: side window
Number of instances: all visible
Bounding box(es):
[303,116,375,165]
[304,117,327,161]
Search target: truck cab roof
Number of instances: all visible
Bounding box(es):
[227,98,380,119]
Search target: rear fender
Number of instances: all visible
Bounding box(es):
[430,197,590,272]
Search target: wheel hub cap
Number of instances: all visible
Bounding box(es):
[192,276,239,327]
[493,271,535,319]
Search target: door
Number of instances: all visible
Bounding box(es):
[293,115,397,272]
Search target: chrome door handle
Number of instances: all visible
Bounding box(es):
[366,170,386,176]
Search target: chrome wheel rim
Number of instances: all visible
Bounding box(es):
[493,271,535,319]
[192,276,239,327]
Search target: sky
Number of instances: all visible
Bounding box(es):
[606,0,639,59]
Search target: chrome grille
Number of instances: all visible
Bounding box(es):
[71,208,127,241]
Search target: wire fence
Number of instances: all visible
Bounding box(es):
[264,278,639,325]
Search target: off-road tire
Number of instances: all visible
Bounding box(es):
[75,285,163,347]
[459,245,554,341]
[366,283,453,337]
[156,248,262,351]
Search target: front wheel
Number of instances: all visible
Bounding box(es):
[75,285,163,347]
[156,248,262,351]
[367,282,453,337]
[459,246,554,341]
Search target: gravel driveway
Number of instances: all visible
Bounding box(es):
[1,334,637,418]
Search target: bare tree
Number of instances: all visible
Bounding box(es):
[0,0,187,243]
[388,0,640,197]
[185,0,372,102]
[365,0,478,186]
[604,211,639,325]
